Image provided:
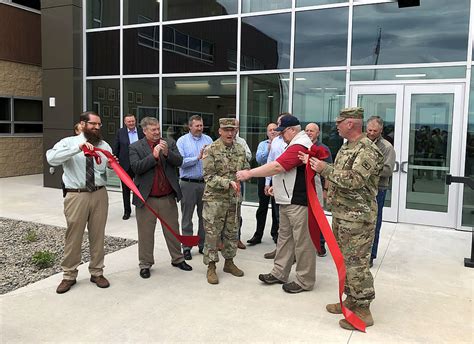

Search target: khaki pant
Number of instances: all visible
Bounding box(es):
[62,187,108,280]
[136,195,184,268]
[271,204,316,290]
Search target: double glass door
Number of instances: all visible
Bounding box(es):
[350,84,464,228]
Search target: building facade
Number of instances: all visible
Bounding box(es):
[37,0,474,230]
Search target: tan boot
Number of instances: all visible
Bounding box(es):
[223,259,244,277]
[326,297,356,314]
[339,306,374,330]
[207,262,219,284]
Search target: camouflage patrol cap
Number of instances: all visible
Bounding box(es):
[335,107,364,122]
[219,118,237,128]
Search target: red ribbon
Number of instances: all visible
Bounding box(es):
[305,145,366,332]
[83,146,200,247]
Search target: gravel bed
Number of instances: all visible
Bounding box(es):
[0,217,137,295]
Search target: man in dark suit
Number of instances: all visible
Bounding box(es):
[129,116,192,279]
[113,114,144,220]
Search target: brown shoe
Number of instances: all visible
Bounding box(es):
[237,240,246,250]
[339,306,374,330]
[223,259,244,277]
[90,275,110,288]
[326,297,357,314]
[56,279,76,294]
[264,249,276,259]
[207,262,219,284]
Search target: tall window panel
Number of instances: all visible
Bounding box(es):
[292,71,346,160]
[86,0,120,29]
[462,72,474,226]
[87,31,120,76]
[123,26,160,75]
[163,20,238,73]
[124,0,160,25]
[352,0,470,66]
[294,7,348,68]
[123,78,159,125]
[163,0,238,21]
[241,13,291,70]
[242,0,291,13]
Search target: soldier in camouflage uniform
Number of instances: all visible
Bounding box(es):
[202,118,250,284]
[308,107,383,330]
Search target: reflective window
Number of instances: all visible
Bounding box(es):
[162,76,236,141]
[292,71,346,160]
[12,0,40,10]
[0,98,43,134]
[14,99,42,121]
[351,66,466,81]
[86,0,120,29]
[163,0,238,21]
[352,0,470,65]
[462,73,474,226]
[297,0,346,7]
[87,31,120,76]
[163,20,237,73]
[242,0,291,13]
[294,8,348,68]
[0,98,10,121]
[241,14,291,70]
[124,0,160,25]
[0,123,11,134]
[123,27,160,75]
[123,78,159,125]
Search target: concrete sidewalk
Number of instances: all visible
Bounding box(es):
[0,175,473,343]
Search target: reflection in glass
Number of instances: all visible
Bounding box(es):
[297,0,346,7]
[292,71,346,160]
[241,14,291,70]
[351,67,466,81]
[163,20,237,73]
[240,73,289,202]
[163,0,238,21]
[294,8,348,68]
[87,31,120,76]
[87,79,121,187]
[86,0,120,29]
[242,0,291,13]
[123,78,159,125]
[357,94,396,207]
[462,74,474,226]
[124,0,159,25]
[123,27,159,75]
[162,76,236,142]
[352,0,470,65]
[406,94,453,212]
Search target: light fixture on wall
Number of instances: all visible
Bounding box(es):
[175,80,210,87]
[395,74,426,78]
[206,96,221,99]
[295,77,306,81]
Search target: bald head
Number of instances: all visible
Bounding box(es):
[305,123,320,143]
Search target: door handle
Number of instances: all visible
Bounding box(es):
[401,161,408,173]
[393,161,400,173]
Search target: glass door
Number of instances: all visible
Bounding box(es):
[350,83,464,228]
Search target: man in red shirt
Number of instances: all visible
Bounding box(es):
[237,114,316,293]
[130,117,192,279]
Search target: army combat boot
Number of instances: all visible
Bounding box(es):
[339,305,374,330]
[223,259,244,277]
[326,296,357,314]
[207,262,219,284]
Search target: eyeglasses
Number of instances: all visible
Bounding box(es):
[86,121,103,127]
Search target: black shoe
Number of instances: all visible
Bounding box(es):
[183,250,192,260]
[258,273,284,285]
[247,236,262,246]
[198,247,204,254]
[282,281,306,294]
[369,258,374,268]
[172,261,193,271]
[122,213,130,220]
[317,246,327,257]
[272,236,278,244]
[140,268,150,279]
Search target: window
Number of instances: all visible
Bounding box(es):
[0,97,42,134]
[12,0,40,10]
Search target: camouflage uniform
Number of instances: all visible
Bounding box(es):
[321,112,383,308]
[202,123,250,265]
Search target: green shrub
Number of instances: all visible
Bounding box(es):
[25,229,38,242]
[32,250,56,269]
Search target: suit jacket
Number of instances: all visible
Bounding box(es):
[129,137,183,208]
[113,127,144,171]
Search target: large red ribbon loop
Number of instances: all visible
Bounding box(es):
[83,146,200,247]
[305,145,366,332]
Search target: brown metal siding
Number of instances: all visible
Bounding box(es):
[0,4,41,66]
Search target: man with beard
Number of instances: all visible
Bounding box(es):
[47,111,113,294]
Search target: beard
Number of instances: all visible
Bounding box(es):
[83,127,103,146]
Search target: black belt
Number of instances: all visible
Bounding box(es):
[65,186,105,193]
[180,178,205,183]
